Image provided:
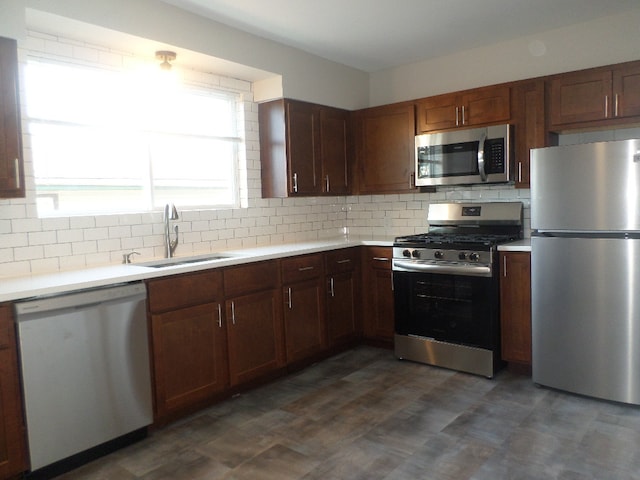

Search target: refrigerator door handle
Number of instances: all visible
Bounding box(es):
[477,131,487,182]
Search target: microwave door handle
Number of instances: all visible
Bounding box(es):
[477,131,487,182]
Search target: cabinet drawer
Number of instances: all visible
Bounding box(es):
[224,260,280,297]
[281,254,324,283]
[325,248,358,274]
[364,247,393,270]
[147,270,223,313]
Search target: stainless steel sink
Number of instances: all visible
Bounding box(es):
[138,254,235,268]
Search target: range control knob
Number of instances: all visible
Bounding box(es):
[402,249,412,258]
[458,252,467,260]
[412,250,421,259]
[434,250,444,259]
[469,252,480,262]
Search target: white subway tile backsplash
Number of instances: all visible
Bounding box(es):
[28,230,57,246]
[14,245,44,261]
[72,241,98,255]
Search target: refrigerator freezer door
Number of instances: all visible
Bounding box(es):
[532,235,640,405]
[531,139,640,232]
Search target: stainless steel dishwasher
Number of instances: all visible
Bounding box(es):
[14,282,153,475]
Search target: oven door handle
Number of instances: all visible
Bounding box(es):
[393,260,492,277]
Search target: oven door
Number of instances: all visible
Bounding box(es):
[393,270,499,350]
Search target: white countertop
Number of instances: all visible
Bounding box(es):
[497,239,531,252]
[0,236,394,303]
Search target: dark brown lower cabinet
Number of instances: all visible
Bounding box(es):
[281,254,326,365]
[225,289,285,386]
[325,248,360,347]
[224,260,285,386]
[0,304,27,479]
[361,247,395,344]
[150,302,228,421]
[499,251,532,368]
[147,271,227,423]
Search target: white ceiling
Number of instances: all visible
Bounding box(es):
[161,0,639,72]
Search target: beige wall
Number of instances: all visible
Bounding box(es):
[369,7,640,106]
[3,0,369,110]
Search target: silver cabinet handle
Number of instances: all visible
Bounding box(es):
[477,131,487,182]
[217,303,222,328]
[614,93,619,117]
[461,105,466,125]
[604,95,609,118]
[293,172,298,193]
[409,172,414,188]
[14,158,20,189]
[325,175,330,192]
[298,266,314,272]
[336,259,351,264]
[518,162,522,183]
[287,287,292,309]
[503,256,507,278]
[373,257,389,262]
[330,277,335,297]
[455,106,460,126]
[231,301,236,325]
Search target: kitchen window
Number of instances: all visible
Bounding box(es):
[24,59,243,217]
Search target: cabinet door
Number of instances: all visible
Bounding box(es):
[361,247,394,343]
[226,289,285,386]
[354,103,416,194]
[549,70,612,126]
[613,64,640,119]
[286,100,321,195]
[320,107,350,194]
[0,305,28,478]
[462,85,511,126]
[151,302,228,420]
[326,271,357,347]
[500,252,532,365]
[416,93,459,132]
[512,80,546,188]
[283,278,326,364]
[0,37,24,198]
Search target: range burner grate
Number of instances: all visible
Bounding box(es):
[394,232,517,247]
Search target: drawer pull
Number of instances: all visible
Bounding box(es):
[373,257,389,262]
[329,277,335,297]
[336,259,351,264]
[217,303,222,328]
[298,266,314,272]
[287,287,292,309]
[231,301,236,325]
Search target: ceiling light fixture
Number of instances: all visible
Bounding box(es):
[155,50,176,71]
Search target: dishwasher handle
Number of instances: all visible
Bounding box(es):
[14,283,147,318]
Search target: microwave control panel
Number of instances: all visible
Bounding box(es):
[484,138,505,174]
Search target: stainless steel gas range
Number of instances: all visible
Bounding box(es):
[393,202,523,377]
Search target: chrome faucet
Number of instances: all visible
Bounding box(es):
[163,203,179,258]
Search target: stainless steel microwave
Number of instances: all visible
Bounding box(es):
[415,124,513,187]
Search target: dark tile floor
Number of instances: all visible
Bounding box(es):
[56,347,640,479]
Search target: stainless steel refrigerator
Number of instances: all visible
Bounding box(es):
[531,138,640,405]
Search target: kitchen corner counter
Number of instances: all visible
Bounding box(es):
[497,239,531,252]
[0,236,394,303]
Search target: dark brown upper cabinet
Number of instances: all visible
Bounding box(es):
[259,99,350,197]
[548,61,640,130]
[416,85,511,133]
[352,102,416,194]
[0,36,24,198]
